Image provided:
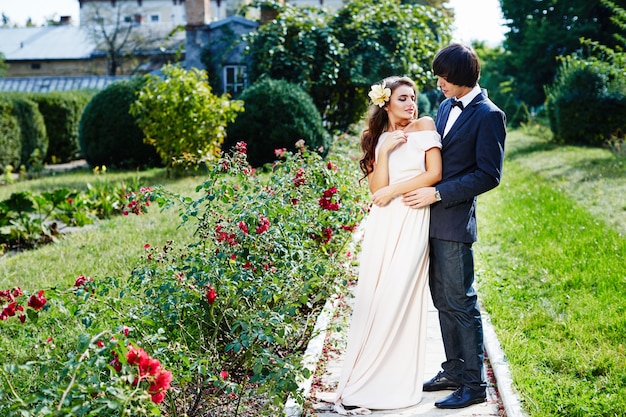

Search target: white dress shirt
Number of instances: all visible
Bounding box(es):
[443,84,482,137]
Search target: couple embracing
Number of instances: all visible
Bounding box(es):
[325,43,507,415]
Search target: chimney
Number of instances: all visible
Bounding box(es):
[185,0,210,27]
[260,0,284,25]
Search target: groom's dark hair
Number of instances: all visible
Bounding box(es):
[432,43,480,88]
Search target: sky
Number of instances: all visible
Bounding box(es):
[0,0,509,46]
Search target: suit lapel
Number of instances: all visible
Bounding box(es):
[437,102,451,135]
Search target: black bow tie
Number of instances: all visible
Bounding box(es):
[451,99,464,110]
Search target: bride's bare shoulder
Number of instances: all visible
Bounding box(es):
[405,116,436,133]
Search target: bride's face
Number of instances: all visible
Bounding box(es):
[385,85,417,125]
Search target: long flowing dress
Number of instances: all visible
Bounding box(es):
[334,130,442,411]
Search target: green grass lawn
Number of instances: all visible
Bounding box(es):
[476,130,626,416]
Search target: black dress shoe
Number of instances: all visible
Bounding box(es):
[423,371,461,392]
[434,385,486,409]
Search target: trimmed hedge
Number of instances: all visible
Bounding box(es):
[0,98,21,172]
[224,78,332,167]
[27,91,94,163]
[79,78,160,169]
[12,96,48,166]
[546,58,626,146]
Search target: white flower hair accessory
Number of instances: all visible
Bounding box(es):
[368,82,391,108]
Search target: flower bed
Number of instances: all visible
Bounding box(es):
[0,137,369,416]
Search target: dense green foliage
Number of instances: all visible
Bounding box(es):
[130,64,243,174]
[27,91,93,164]
[500,0,626,107]
[544,1,626,145]
[471,42,513,111]
[11,97,48,167]
[224,78,332,167]
[0,95,47,172]
[245,0,451,131]
[0,99,21,172]
[509,101,530,128]
[245,4,344,127]
[546,56,626,145]
[79,78,160,169]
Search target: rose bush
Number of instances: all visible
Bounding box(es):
[0,135,369,416]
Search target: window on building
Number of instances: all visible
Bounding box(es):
[31,63,41,70]
[150,14,160,23]
[223,65,247,96]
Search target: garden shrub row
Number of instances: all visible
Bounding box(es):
[1,69,336,176]
[29,91,94,164]
[0,91,95,174]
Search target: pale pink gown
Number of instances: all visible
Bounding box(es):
[334,130,441,411]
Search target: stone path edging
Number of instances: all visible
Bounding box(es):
[284,294,341,417]
[284,293,528,417]
[482,312,528,417]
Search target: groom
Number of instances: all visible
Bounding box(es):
[403,43,506,409]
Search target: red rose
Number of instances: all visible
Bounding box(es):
[27,290,46,311]
[206,286,217,304]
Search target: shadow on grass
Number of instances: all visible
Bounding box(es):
[505,139,558,160]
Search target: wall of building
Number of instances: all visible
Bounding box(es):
[79,0,187,27]
[6,58,109,78]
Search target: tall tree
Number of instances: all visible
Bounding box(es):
[82,0,182,76]
[500,0,626,107]
[83,1,137,75]
[246,0,451,131]
[403,0,454,19]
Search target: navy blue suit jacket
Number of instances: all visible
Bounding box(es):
[430,89,506,243]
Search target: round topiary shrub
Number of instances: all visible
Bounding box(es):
[79,78,160,169]
[224,78,332,167]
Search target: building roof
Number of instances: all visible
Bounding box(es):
[207,15,258,30]
[0,25,95,61]
[0,76,132,93]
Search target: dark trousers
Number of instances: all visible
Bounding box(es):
[429,238,486,391]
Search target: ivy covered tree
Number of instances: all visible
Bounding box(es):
[244,4,345,129]
[500,0,626,107]
[403,0,454,19]
[328,0,450,130]
[129,64,244,176]
[245,0,451,132]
